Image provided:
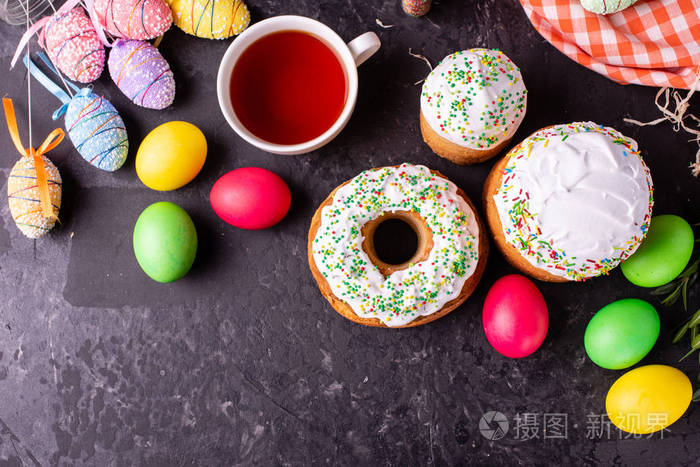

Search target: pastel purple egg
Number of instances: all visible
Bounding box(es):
[108,39,175,110]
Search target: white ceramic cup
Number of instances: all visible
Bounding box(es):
[216,16,381,155]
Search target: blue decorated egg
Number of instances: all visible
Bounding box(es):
[64,88,129,171]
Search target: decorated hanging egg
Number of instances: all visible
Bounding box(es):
[482,275,548,358]
[108,39,175,109]
[606,365,692,435]
[41,7,105,83]
[580,0,637,14]
[92,0,172,40]
[64,88,128,171]
[136,121,207,190]
[584,299,659,370]
[165,0,249,39]
[210,167,291,230]
[621,215,694,287]
[133,201,197,282]
[8,155,62,239]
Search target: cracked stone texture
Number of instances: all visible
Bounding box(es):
[1,0,699,465]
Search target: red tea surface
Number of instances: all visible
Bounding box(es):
[230,30,348,145]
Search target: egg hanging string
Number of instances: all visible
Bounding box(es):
[15,0,75,101]
[3,0,65,221]
[10,0,112,71]
[0,0,53,26]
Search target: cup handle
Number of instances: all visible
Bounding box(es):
[347,32,381,67]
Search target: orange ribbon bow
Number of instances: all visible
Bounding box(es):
[3,97,64,220]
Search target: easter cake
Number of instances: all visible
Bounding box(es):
[308,163,488,328]
[483,122,654,282]
[420,48,527,165]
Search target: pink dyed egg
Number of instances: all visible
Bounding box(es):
[108,39,175,109]
[42,7,105,83]
[93,0,172,40]
[483,275,548,358]
[210,167,291,230]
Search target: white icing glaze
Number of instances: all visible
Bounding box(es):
[493,122,653,281]
[420,48,527,150]
[311,164,480,327]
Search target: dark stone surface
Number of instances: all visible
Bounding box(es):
[0,0,699,465]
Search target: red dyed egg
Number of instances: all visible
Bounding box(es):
[482,275,548,358]
[210,167,291,230]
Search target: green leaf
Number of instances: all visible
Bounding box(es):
[680,348,698,362]
[651,282,679,296]
[688,309,700,329]
[682,279,689,311]
[661,286,682,306]
[682,259,698,278]
[692,332,700,349]
[694,388,700,402]
[689,274,698,291]
[674,323,690,343]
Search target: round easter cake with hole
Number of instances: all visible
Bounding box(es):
[483,121,654,282]
[308,163,488,328]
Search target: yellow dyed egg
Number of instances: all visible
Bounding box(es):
[165,0,250,39]
[8,155,62,239]
[136,121,207,191]
[606,365,692,435]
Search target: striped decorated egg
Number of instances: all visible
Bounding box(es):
[93,0,172,40]
[42,7,105,83]
[65,88,129,171]
[108,39,175,110]
[165,0,249,39]
[8,156,62,239]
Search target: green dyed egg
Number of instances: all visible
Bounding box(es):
[621,215,694,287]
[584,298,659,370]
[133,202,198,283]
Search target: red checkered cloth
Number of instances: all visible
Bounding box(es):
[520,0,700,89]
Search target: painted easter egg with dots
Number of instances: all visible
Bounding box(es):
[65,88,129,171]
[108,39,175,110]
[42,7,105,83]
[92,0,172,40]
[8,156,62,239]
[165,0,249,39]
